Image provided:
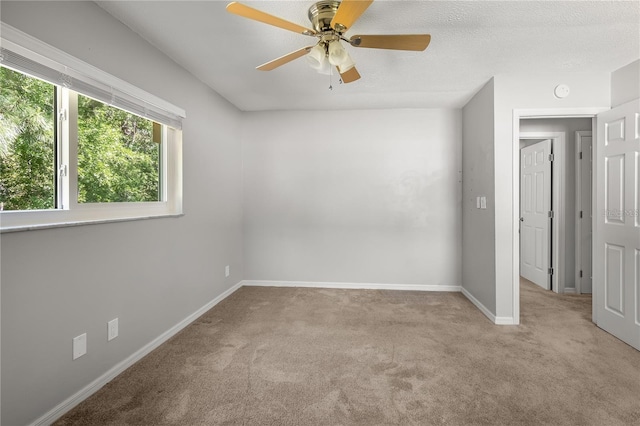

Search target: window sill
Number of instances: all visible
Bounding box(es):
[0,212,184,233]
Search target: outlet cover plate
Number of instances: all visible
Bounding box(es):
[108,318,118,341]
[73,333,87,360]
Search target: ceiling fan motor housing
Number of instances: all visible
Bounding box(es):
[308,0,343,33]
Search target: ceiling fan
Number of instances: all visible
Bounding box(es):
[226,0,431,83]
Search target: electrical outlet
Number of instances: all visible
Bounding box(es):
[225,265,230,278]
[108,318,119,341]
[73,333,87,360]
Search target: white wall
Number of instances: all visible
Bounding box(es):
[493,72,610,320]
[461,79,496,314]
[611,60,640,108]
[242,109,462,287]
[0,2,243,425]
[519,118,592,290]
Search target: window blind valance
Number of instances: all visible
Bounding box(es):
[0,24,186,129]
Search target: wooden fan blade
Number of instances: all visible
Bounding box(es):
[226,2,315,36]
[257,46,314,71]
[339,66,361,84]
[330,0,373,32]
[350,34,431,51]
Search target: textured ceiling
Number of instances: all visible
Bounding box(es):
[96,0,640,111]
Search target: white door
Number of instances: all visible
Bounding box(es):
[520,139,552,289]
[595,99,640,350]
[578,135,593,293]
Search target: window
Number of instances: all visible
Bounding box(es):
[76,93,162,204]
[0,67,56,210]
[0,24,185,231]
[0,70,163,210]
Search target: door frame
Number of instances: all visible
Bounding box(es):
[519,133,563,293]
[574,130,593,294]
[512,108,608,324]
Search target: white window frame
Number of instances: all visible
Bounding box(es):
[0,24,184,232]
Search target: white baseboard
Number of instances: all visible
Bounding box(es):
[31,281,244,426]
[241,280,461,292]
[460,287,517,325]
[461,287,496,323]
[563,287,577,294]
[494,316,518,325]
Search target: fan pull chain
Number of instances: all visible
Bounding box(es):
[328,67,343,90]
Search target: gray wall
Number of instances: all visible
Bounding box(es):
[461,79,496,313]
[611,60,640,108]
[242,109,462,286]
[0,2,243,425]
[519,118,592,290]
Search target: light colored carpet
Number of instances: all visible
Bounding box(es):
[56,280,640,425]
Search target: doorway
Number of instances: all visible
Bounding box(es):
[512,105,639,351]
[517,117,594,296]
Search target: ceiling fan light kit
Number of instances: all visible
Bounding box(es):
[307,41,354,76]
[338,53,356,73]
[307,44,326,69]
[327,40,349,66]
[226,0,431,84]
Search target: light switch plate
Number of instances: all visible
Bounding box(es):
[73,333,87,360]
[480,196,487,209]
[225,265,230,278]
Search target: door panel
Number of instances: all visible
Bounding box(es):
[604,243,625,316]
[605,118,625,144]
[520,139,551,289]
[595,99,640,350]
[636,154,640,229]
[536,172,544,212]
[605,155,625,224]
[535,228,543,269]
[636,249,640,326]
